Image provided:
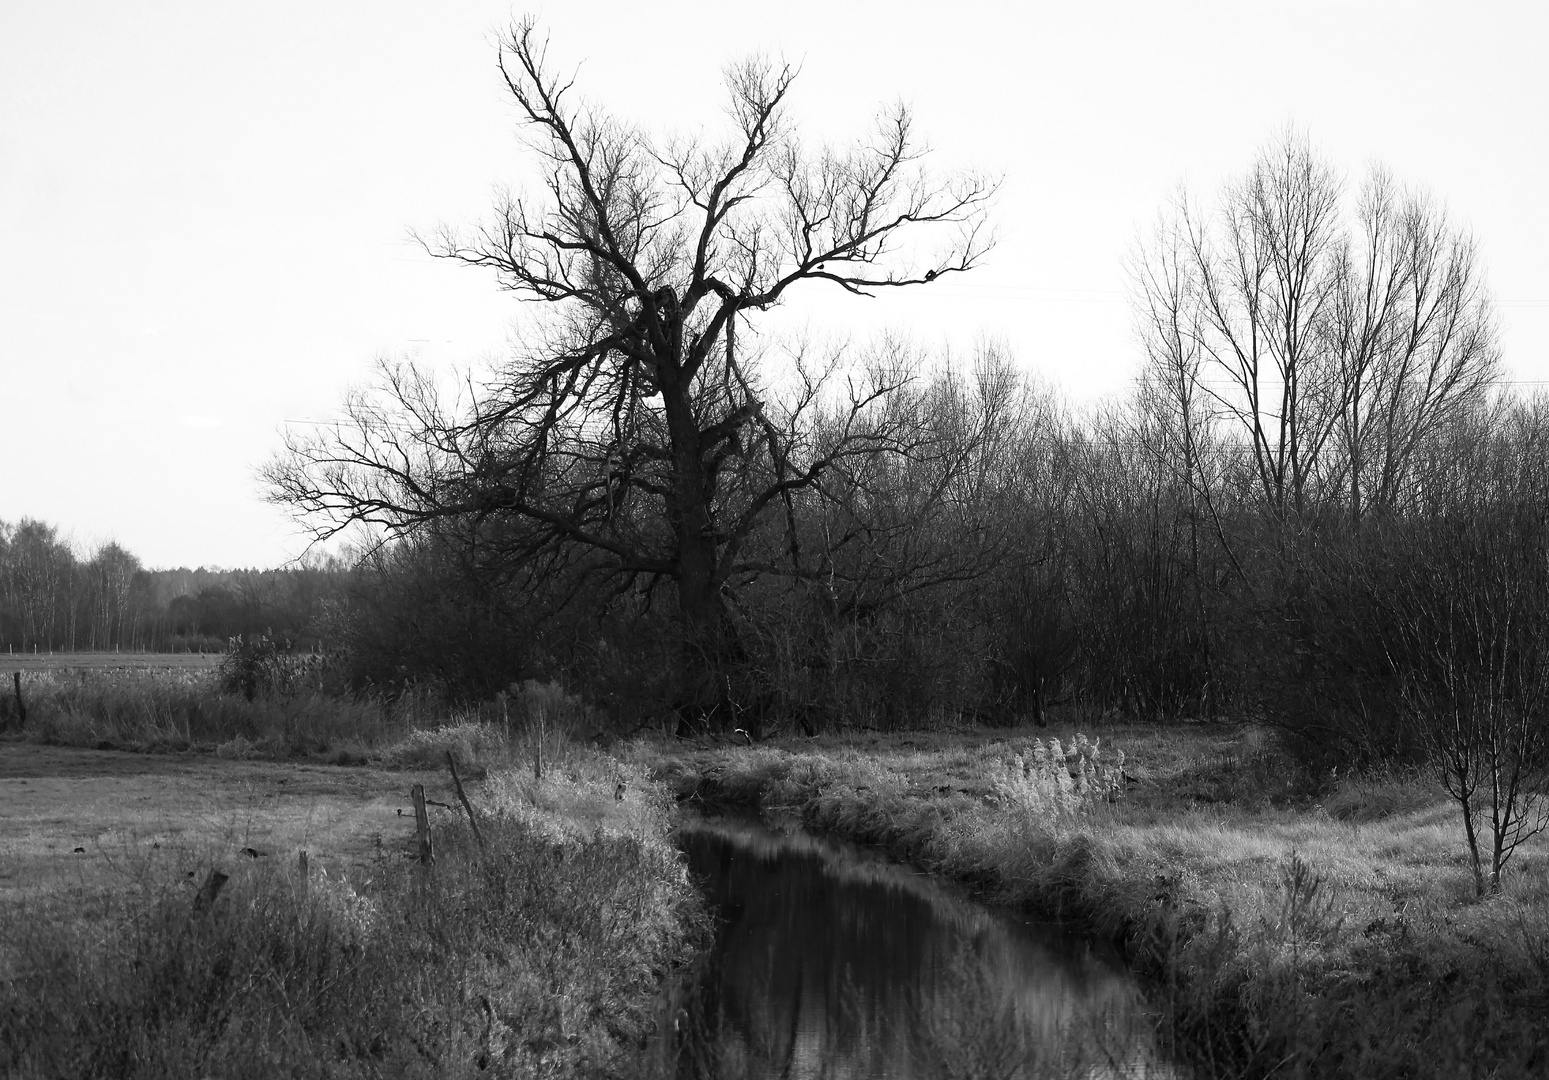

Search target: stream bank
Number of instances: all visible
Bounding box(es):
[638,724,1549,1079]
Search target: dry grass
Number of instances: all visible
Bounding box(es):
[639,721,1549,1079]
[0,746,407,940]
[1,665,476,760]
[0,651,224,673]
[0,739,703,1079]
[0,668,610,779]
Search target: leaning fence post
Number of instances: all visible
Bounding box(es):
[411,783,434,866]
[445,751,486,852]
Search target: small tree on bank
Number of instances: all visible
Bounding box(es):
[265,19,995,728]
[1385,510,1549,896]
[1302,410,1549,894]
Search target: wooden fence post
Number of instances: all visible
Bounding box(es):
[445,752,486,852]
[534,707,545,782]
[411,783,434,866]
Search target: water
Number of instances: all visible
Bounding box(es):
[664,818,1170,1080]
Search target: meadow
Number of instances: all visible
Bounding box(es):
[0,651,225,673]
[6,662,1549,1078]
[0,672,705,1079]
[638,723,1549,1079]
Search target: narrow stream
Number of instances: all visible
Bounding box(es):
[665,817,1171,1080]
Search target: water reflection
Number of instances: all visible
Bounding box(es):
[667,819,1170,1080]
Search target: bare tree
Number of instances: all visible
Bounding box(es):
[1135,134,1500,524]
[0,519,75,650]
[1381,502,1549,896]
[1186,132,1345,517]
[1326,171,1500,523]
[265,20,995,723]
[82,541,142,650]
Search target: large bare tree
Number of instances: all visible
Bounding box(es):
[266,20,995,721]
[1187,132,1345,517]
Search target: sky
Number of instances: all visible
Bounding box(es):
[3,1,1547,569]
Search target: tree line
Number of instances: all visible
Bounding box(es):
[0,520,338,653]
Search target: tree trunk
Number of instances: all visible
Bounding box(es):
[1457,781,1487,897]
[11,673,25,730]
[660,352,741,733]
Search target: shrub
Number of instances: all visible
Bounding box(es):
[377,720,511,773]
[215,634,326,701]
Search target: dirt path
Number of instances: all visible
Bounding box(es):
[0,742,447,921]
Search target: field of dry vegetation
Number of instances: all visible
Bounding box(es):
[0,708,704,1079]
[5,659,1548,1078]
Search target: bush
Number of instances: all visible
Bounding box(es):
[215,633,324,702]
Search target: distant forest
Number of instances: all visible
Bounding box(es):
[0,518,338,653]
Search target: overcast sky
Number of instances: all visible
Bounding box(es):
[3,1,1546,569]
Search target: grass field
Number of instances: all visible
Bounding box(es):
[0,736,703,1078]
[0,744,425,929]
[638,722,1549,1079]
[0,651,224,673]
[9,661,1547,1077]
